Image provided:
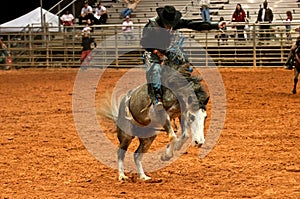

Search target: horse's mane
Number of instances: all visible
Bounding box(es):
[162,60,209,111]
[161,33,209,110]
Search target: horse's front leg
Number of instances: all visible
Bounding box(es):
[117,127,134,181]
[293,68,299,94]
[161,115,178,161]
[175,115,189,151]
[134,135,157,180]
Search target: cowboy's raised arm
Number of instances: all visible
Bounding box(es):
[174,19,225,31]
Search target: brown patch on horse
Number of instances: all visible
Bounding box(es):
[128,84,153,126]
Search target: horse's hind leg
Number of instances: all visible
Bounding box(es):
[175,115,189,151]
[117,126,134,181]
[134,135,157,181]
[293,69,299,94]
[161,116,178,161]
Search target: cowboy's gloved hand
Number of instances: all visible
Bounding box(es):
[218,21,226,29]
[153,49,166,60]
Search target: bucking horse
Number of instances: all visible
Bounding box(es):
[106,36,210,181]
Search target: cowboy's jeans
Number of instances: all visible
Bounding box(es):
[146,63,162,100]
[144,52,163,100]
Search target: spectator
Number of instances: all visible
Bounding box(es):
[216,17,228,45]
[82,19,94,34]
[199,0,210,22]
[79,1,94,25]
[60,10,75,32]
[256,1,273,42]
[231,3,247,41]
[286,10,293,42]
[0,39,9,69]
[140,5,225,109]
[121,0,140,18]
[0,38,7,49]
[94,2,108,24]
[80,32,97,70]
[122,15,134,44]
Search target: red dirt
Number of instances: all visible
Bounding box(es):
[0,68,299,198]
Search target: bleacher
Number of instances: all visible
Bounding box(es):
[100,0,300,24]
[95,0,300,44]
[93,0,300,67]
[2,0,300,69]
[102,0,228,24]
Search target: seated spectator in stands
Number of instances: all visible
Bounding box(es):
[216,17,228,45]
[79,1,94,25]
[231,3,247,41]
[82,19,94,34]
[199,0,210,23]
[60,10,75,32]
[94,2,108,24]
[120,0,140,18]
[122,15,134,44]
[80,32,97,70]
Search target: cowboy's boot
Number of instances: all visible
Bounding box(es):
[153,87,163,111]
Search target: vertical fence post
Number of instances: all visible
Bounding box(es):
[115,25,119,66]
[252,23,256,68]
[46,30,50,68]
[280,31,284,63]
[29,29,34,67]
[205,31,208,67]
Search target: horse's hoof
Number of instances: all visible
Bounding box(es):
[118,174,128,181]
[139,174,151,181]
[292,90,296,94]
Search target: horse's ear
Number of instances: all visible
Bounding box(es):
[203,96,210,105]
[198,96,209,110]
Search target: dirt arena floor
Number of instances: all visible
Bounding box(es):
[0,67,300,198]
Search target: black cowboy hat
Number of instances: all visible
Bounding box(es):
[156,6,182,27]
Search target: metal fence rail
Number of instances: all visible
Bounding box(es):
[0,21,299,69]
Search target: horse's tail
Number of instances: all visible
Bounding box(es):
[98,90,124,122]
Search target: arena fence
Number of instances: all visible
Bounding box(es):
[0,21,299,69]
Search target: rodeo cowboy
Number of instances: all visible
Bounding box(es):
[284,36,300,70]
[140,5,226,110]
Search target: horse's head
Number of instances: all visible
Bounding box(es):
[187,108,207,147]
[186,95,209,147]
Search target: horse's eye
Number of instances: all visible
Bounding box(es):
[189,114,195,122]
